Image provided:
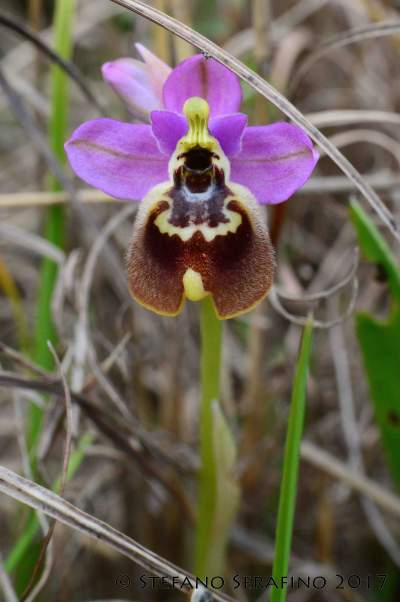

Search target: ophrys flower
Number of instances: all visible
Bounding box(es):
[65,48,318,319]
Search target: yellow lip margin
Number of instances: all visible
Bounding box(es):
[128,288,186,317]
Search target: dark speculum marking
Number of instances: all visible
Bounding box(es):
[127,195,275,318]
[169,146,228,228]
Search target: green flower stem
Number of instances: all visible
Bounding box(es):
[270,319,313,602]
[195,297,222,578]
[30,0,76,454]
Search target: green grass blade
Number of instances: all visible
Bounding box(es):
[350,199,400,488]
[356,310,400,488]
[5,432,92,574]
[195,297,222,578]
[270,319,313,602]
[31,0,76,452]
[349,199,400,304]
[15,0,77,590]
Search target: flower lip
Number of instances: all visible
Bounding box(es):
[127,181,275,319]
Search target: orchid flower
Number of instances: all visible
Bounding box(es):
[65,46,319,319]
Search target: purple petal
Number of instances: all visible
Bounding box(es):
[151,111,187,154]
[102,58,161,115]
[163,55,242,117]
[135,43,172,104]
[209,113,247,156]
[230,123,319,204]
[65,118,169,200]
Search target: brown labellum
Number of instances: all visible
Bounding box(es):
[127,146,275,319]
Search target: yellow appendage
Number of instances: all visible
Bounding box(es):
[183,268,207,301]
[179,97,217,152]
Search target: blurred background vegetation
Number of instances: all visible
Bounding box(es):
[1,0,400,601]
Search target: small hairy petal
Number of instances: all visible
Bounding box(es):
[209,113,247,156]
[230,123,319,204]
[150,111,247,156]
[65,118,169,200]
[163,55,242,117]
[151,111,187,154]
[135,43,172,103]
[102,58,162,115]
